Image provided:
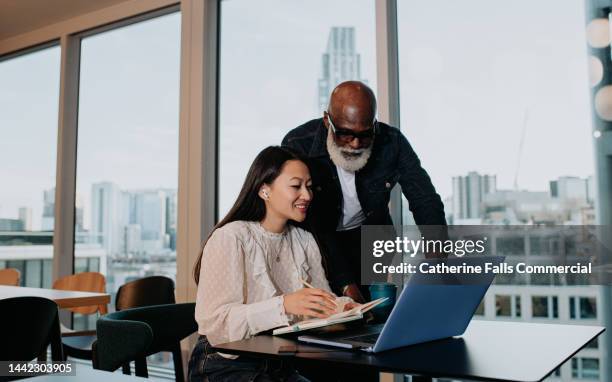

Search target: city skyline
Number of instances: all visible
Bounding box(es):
[2,0,596,223]
[0,168,597,234]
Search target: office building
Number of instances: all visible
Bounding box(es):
[18,207,31,231]
[91,182,124,257]
[318,27,367,112]
[41,188,54,231]
[550,176,591,203]
[451,171,497,221]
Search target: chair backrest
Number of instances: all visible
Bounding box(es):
[93,316,153,372]
[115,275,175,311]
[52,272,108,315]
[0,297,63,361]
[0,268,20,286]
[93,303,196,373]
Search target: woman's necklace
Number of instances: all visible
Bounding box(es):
[258,222,290,266]
[272,233,286,263]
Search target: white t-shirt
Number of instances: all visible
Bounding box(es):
[336,165,366,231]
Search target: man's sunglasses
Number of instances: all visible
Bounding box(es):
[326,113,377,144]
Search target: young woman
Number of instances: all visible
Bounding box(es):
[188,146,355,382]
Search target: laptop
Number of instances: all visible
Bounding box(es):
[298,256,503,353]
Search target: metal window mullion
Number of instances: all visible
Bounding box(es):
[175,0,219,304]
[53,34,81,326]
[175,0,220,375]
[375,4,404,382]
[376,0,402,230]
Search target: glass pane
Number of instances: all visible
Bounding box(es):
[495,295,511,316]
[0,46,60,287]
[24,260,42,288]
[75,11,181,349]
[532,296,549,318]
[579,297,597,319]
[581,358,600,379]
[75,258,88,274]
[42,260,53,288]
[572,358,579,378]
[586,337,599,349]
[218,0,377,217]
[398,0,606,378]
[89,257,100,272]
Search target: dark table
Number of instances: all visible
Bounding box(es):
[213,320,605,382]
[17,366,146,381]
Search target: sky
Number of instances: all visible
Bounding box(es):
[0,0,597,229]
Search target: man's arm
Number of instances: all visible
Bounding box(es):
[396,132,449,257]
[396,132,446,225]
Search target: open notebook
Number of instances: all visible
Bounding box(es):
[272,297,388,335]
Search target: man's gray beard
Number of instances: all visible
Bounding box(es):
[326,127,372,172]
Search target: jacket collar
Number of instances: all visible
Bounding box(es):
[308,118,329,158]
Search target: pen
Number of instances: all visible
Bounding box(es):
[300,278,316,289]
[301,279,338,308]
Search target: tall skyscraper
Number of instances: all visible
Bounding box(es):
[91,182,124,256]
[318,27,367,112]
[18,207,32,231]
[165,190,177,251]
[452,171,497,220]
[130,190,167,253]
[41,188,55,231]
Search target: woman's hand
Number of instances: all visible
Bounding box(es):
[343,301,361,311]
[342,283,366,303]
[283,288,338,318]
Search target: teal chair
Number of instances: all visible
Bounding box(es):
[0,297,63,363]
[93,303,197,381]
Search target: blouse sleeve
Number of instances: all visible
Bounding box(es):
[195,227,289,346]
[303,231,334,293]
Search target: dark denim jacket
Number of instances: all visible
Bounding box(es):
[282,118,447,288]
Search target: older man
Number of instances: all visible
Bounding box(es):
[282,81,446,302]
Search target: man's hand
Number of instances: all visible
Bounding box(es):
[283,288,338,318]
[342,283,366,303]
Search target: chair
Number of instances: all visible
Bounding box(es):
[115,275,176,310]
[0,297,63,364]
[93,303,197,380]
[114,276,184,381]
[0,268,20,286]
[52,272,108,361]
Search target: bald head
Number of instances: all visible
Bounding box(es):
[327,81,377,127]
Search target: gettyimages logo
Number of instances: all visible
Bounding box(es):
[361,225,612,286]
[372,236,488,258]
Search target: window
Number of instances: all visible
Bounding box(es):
[0,45,60,286]
[397,0,605,376]
[495,237,525,256]
[474,300,485,316]
[585,337,599,349]
[572,357,600,380]
[495,294,521,318]
[218,0,377,217]
[74,10,181,341]
[532,296,558,319]
[397,1,594,227]
[570,296,597,319]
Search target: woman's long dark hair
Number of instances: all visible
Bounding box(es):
[193,146,307,284]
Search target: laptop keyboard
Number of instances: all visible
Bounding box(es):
[347,332,380,344]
